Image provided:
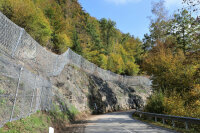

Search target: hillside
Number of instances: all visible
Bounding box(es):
[0,10,152,130]
[0,0,143,76]
[0,0,199,132]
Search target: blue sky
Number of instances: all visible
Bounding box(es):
[79,0,183,39]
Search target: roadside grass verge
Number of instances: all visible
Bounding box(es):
[0,111,53,133]
[0,105,84,133]
[133,114,199,133]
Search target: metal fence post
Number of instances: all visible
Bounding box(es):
[162,118,165,124]
[155,117,157,122]
[12,28,24,58]
[185,122,189,130]
[39,87,44,110]
[48,90,52,111]
[35,88,40,111]
[172,120,175,127]
[49,87,53,111]
[45,88,49,111]
[9,67,23,122]
[53,56,58,76]
[29,75,37,116]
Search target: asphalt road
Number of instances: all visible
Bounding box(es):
[84,110,177,133]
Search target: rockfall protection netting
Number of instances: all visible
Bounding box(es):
[0,11,151,127]
[0,56,53,128]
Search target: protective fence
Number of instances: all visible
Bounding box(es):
[0,55,53,128]
[0,11,151,127]
[0,12,151,86]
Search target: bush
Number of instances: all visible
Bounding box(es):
[107,53,125,74]
[144,91,165,114]
[125,61,139,76]
[54,33,72,54]
[144,89,200,118]
[143,42,198,93]
[163,92,187,116]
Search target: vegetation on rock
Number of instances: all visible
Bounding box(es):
[0,0,199,125]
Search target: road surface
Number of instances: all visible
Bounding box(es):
[84,110,177,133]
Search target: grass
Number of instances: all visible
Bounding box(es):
[0,104,80,133]
[0,111,51,133]
[132,114,199,133]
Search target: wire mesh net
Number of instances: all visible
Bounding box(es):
[0,11,151,127]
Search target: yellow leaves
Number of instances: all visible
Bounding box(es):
[99,54,108,69]
[0,0,52,46]
[83,49,100,65]
[165,90,200,117]
[194,100,200,106]
[125,61,139,76]
[107,53,125,74]
[56,33,73,53]
[0,0,143,75]
[189,84,200,98]
[145,90,200,118]
[143,40,199,92]
[164,93,187,116]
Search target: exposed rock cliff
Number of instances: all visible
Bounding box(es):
[50,64,151,114]
[0,12,152,127]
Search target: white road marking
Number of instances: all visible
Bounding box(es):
[123,127,133,133]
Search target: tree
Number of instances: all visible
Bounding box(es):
[170,9,200,53]
[86,17,102,50]
[0,0,143,75]
[125,61,139,76]
[107,53,125,74]
[182,0,200,15]
[143,40,198,93]
[149,0,169,42]
[0,0,52,46]
[123,37,143,64]
[142,0,170,51]
[143,1,200,54]
[72,30,82,54]
[142,34,153,52]
[99,18,117,54]
[55,33,72,53]
[99,54,108,69]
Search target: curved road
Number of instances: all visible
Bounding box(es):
[85,110,177,133]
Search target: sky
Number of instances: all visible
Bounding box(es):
[78,0,184,39]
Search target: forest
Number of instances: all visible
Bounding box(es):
[0,0,142,76]
[142,0,200,120]
[0,0,199,120]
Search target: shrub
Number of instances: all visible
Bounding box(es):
[144,91,165,114]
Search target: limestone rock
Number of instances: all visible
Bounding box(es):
[50,64,151,114]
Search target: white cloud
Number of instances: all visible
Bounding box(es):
[105,0,142,5]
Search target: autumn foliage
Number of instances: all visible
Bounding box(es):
[0,0,200,121]
[0,0,142,76]
[143,38,200,119]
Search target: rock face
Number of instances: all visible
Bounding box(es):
[51,64,151,114]
[0,11,152,117]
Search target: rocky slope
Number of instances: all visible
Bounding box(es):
[51,64,151,114]
[0,11,152,123]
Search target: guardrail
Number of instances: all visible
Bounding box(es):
[134,111,200,130]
